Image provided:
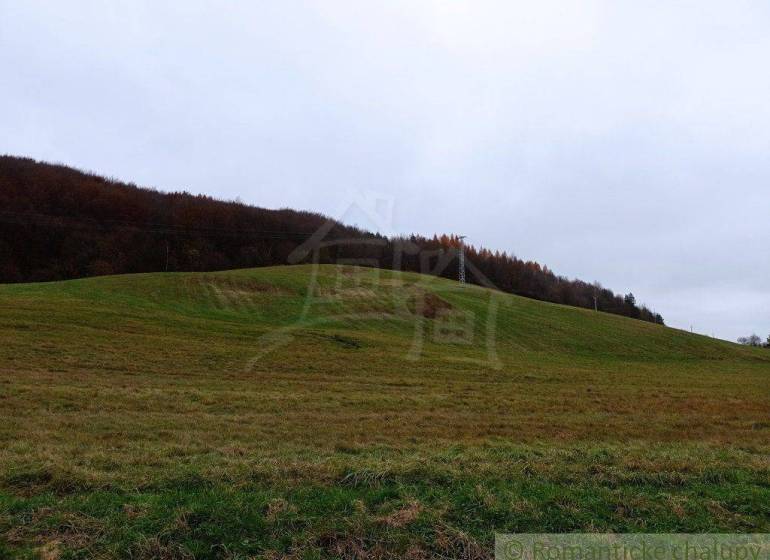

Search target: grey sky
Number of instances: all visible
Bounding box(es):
[2,1,769,341]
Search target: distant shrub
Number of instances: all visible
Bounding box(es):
[737,334,765,347]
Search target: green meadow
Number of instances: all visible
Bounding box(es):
[1,265,768,559]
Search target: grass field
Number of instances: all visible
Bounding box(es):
[1,264,768,559]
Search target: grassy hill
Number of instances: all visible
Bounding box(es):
[1,265,768,558]
[0,155,663,326]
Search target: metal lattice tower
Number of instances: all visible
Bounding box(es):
[458,235,467,284]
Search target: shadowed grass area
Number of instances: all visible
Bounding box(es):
[0,265,768,558]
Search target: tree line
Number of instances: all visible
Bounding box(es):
[0,155,663,324]
[737,334,770,348]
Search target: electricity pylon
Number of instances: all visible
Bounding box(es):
[458,235,467,284]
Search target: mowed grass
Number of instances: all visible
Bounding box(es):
[0,264,768,559]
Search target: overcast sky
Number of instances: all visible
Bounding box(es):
[2,1,769,341]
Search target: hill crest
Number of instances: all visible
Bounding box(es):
[1,154,662,324]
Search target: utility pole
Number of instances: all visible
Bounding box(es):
[458,235,466,284]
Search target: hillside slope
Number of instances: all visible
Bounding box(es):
[0,155,662,323]
[1,265,768,557]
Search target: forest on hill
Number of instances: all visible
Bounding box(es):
[0,155,663,323]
